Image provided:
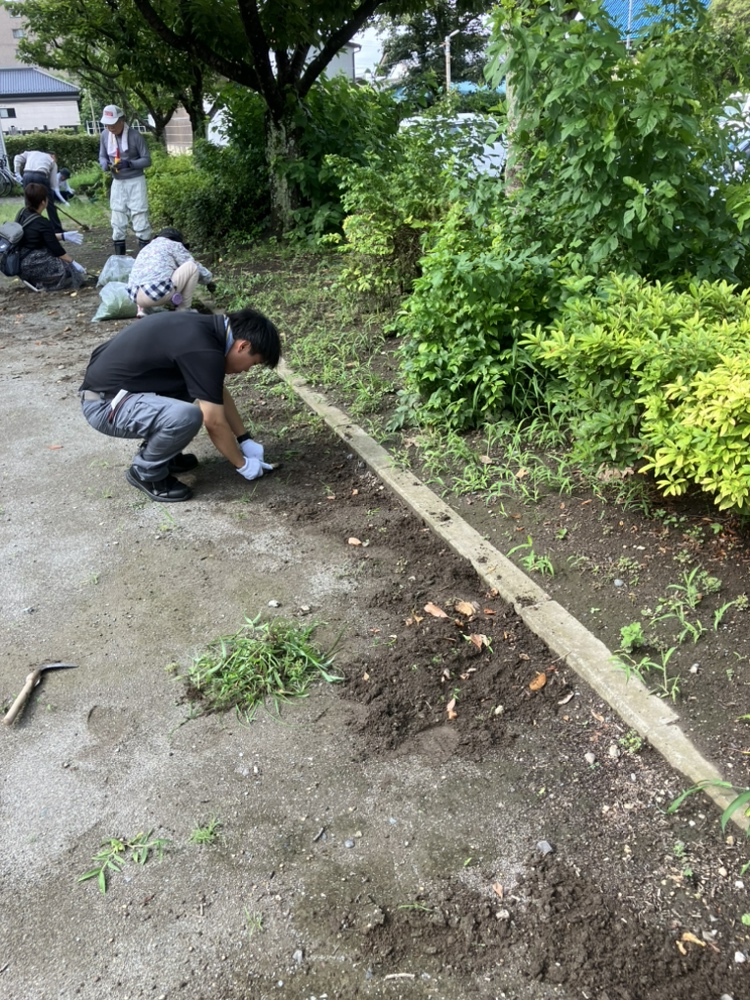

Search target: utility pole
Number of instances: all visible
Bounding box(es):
[442,29,460,94]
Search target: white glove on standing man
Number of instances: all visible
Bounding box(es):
[239,438,265,462]
[237,457,275,481]
[63,231,84,245]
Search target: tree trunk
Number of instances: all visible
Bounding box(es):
[265,112,300,234]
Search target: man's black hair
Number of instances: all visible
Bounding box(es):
[228,307,282,368]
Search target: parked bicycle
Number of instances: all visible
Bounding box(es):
[0,155,16,197]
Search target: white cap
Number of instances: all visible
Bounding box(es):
[100,104,125,125]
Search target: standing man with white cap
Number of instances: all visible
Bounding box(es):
[98,104,153,256]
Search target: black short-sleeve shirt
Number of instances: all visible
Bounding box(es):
[80,312,228,404]
[16,207,65,258]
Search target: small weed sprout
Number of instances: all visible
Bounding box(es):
[190,817,222,845]
[668,781,750,840]
[245,909,264,938]
[619,622,645,653]
[507,536,554,576]
[618,729,644,754]
[615,647,681,701]
[78,831,168,894]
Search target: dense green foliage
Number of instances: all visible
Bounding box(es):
[5,133,100,173]
[382,0,750,434]
[523,272,750,457]
[10,0,210,136]
[146,141,269,248]
[487,0,750,282]
[215,77,400,239]
[325,103,506,297]
[525,274,750,511]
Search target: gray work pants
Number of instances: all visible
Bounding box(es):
[81,392,203,481]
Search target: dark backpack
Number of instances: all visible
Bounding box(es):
[0,216,34,277]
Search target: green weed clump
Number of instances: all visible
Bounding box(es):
[186,615,340,716]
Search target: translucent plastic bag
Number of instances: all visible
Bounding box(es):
[91,281,138,322]
[96,254,134,288]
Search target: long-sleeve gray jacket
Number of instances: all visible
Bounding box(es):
[98,126,151,181]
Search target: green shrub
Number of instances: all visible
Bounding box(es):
[523,273,750,467]
[395,204,556,428]
[147,141,269,248]
[326,105,507,301]
[485,0,749,285]
[5,131,100,173]
[286,76,400,237]
[641,354,750,510]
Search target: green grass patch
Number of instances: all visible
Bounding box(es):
[185,615,341,717]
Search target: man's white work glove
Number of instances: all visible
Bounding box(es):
[239,438,264,462]
[71,260,86,274]
[63,230,84,245]
[237,457,275,481]
[237,456,264,481]
[14,172,23,185]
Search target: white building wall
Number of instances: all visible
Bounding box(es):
[4,98,80,133]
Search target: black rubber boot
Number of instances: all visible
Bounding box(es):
[137,238,151,253]
[113,240,127,256]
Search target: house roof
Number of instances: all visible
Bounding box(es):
[0,68,79,99]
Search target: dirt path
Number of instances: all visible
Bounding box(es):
[1,251,748,1000]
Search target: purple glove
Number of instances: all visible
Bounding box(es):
[118,158,132,169]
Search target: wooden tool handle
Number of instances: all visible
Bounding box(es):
[2,670,42,725]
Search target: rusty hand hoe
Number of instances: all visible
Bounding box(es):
[2,663,78,726]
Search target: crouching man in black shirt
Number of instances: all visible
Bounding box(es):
[79,307,281,502]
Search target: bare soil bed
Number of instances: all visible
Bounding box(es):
[1,227,749,1000]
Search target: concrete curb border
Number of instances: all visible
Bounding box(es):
[279,361,748,835]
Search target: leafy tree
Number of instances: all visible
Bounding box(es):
[126,0,434,230]
[707,0,750,86]
[373,1,494,104]
[9,0,213,139]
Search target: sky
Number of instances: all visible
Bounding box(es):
[352,27,383,77]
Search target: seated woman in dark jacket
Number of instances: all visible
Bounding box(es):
[15,183,87,291]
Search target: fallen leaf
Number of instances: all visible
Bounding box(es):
[680,932,706,948]
[491,882,504,899]
[351,489,359,496]
[459,667,478,680]
[48,445,63,450]
[479,455,493,465]
[590,708,605,723]
[405,613,424,626]
[327,494,336,500]
[424,602,448,618]
[455,600,477,617]
[529,672,547,692]
[468,633,490,650]
[676,940,687,956]
[363,672,370,682]
[558,691,575,705]
[483,608,496,615]
[515,468,528,479]
[446,698,457,720]
[519,652,530,661]
[348,537,362,546]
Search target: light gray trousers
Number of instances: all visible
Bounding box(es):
[81,392,203,481]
